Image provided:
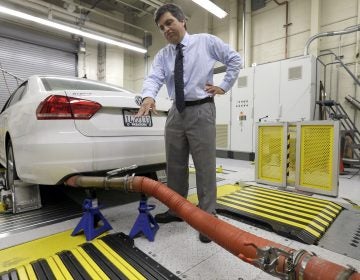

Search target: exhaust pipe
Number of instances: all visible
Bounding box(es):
[66,175,359,280]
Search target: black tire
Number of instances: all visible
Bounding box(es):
[5,140,19,191]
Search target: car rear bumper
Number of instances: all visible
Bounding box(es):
[13,133,166,185]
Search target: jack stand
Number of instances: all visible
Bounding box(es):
[72,191,112,241]
[129,194,159,241]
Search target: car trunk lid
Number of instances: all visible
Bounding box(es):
[65,90,170,137]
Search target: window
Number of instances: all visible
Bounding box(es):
[1,82,28,112]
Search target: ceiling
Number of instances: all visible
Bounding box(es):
[58,0,163,18]
[0,0,171,44]
[0,0,212,49]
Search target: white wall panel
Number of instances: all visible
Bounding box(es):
[253,39,286,64]
[78,41,98,81]
[106,46,124,87]
[289,0,311,34]
[279,55,316,122]
[214,72,231,125]
[321,0,357,27]
[231,67,255,152]
[320,18,358,52]
[253,61,281,122]
[252,5,285,45]
[288,32,311,57]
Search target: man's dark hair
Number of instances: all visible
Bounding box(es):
[154,3,187,29]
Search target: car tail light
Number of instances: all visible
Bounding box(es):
[36,95,101,120]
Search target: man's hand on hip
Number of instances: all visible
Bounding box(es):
[204,84,225,96]
[136,97,157,116]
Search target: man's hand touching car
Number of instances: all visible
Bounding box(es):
[136,97,157,117]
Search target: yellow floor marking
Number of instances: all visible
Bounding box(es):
[93,239,145,280]
[237,189,333,221]
[217,200,320,237]
[244,188,339,217]
[24,263,37,280]
[234,189,334,222]
[0,229,106,272]
[16,266,29,280]
[189,166,225,174]
[187,184,242,205]
[248,187,332,207]
[229,191,329,219]
[46,256,66,280]
[0,202,6,213]
[71,247,109,280]
[226,193,329,227]
[52,255,73,280]
[186,193,199,205]
[77,246,110,279]
[250,186,342,210]
[220,196,325,232]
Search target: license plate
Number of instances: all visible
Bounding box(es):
[122,109,153,127]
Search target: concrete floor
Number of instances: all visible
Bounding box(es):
[1,157,360,279]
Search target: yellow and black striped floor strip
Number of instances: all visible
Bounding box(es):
[0,233,180,280]
[216,184,343,244]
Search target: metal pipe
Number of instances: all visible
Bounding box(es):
[6,0,143,44]
[354,0,360,126]
[137,0,160,9]
[66,175,360,280]
[242,0,246,66]
[304,25,360,55]
[0,67,24,81]
[112,0,153,16]
[61,0,150,32]
[273,0,291,59]
[244,0,252,67]
[229,0,238,51]
[345,95,360,111]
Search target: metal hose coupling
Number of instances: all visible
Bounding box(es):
[65,165,137,192]
[241,243,314,280]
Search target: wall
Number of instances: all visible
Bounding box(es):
[78,39,98,80]
[248,0,360,126]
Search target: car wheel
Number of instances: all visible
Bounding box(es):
[5,141,19,191]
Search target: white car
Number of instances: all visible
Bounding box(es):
[0,75,170,212]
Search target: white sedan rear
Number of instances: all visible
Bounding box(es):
[0,75,170,188]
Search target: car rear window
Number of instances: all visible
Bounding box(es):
[41,77,126,92]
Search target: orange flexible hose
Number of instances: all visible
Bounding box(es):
[131,176,360,280]
[66,175,360,280]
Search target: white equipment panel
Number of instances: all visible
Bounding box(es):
[213,55,316,157]
[279,55,316,121]
[231,67,255,153]
[214,72,231,150]
[253,60,282,123]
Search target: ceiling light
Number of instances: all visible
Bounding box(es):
[191,0,228,19]
[0,5,147,54]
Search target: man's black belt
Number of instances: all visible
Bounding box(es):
[185,96,214,106]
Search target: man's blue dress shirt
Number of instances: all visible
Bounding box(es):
[141,32,242,101]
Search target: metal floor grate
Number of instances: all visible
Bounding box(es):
[318,209,360,260]
[0,191,82,235]
[0,187,141,236]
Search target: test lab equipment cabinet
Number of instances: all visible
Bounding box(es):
[214,55,317,158]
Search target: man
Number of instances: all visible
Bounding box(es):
[137,3,242,243]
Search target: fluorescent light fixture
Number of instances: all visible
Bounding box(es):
[0,5,147,54]
[192,0,228,19]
